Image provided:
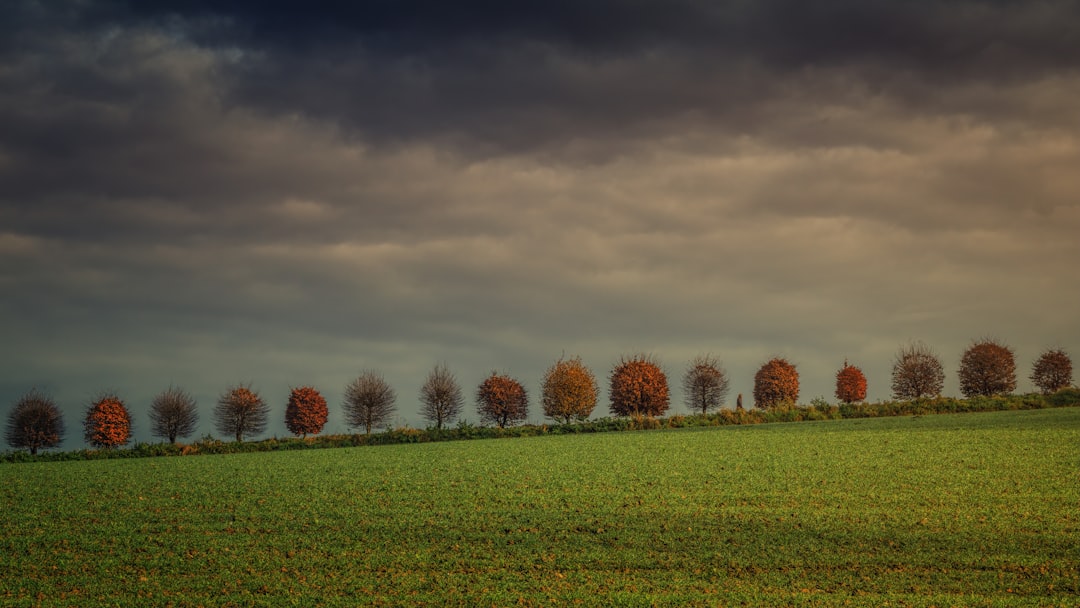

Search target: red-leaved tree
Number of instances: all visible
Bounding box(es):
[835,360,867,404]
[541,356,598,424]
[753,358,799,408]
[959,338,1017,397]
[285,386,328,438]
[609,355,669,417]
[1030,348,1072,395]
[84,393,132,449]
[476,373,529,428]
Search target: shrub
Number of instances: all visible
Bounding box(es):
[682,354,730,414]
[149,385,199,444]
[214,385,269,442]
[835,360,868,404]
[1031,348,1072,395]
[285,386,328,438]
[959,338,1017,397]
[5,390,65,455]
[541,356,599,424]
[419,364,465,430]
[344,371,397,435]
[891,342,945,400]
[753,358,799,409]
[476,372,529,428]
[609,354,669,417]
[84,393,133,449]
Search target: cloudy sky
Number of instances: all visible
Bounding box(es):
[3,0,1078,447]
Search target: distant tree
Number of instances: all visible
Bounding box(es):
[609,354,669,417]
[753,358,799,408]
[477,372,529,428]
[214,384,269,442]
[682,354,730,414]
[542,356,599,424]
[84,393,132,449]
[891,342,945,400]
[149,385,199,444]
[284,386,328,438]
[835,360,868,404]
[419,364,465,430]
[959,338,1017,397]
[5,390,65,455]
[344,371,397,435]
[1030,348,1072,395]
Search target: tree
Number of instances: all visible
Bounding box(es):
[959,338,1017,397]
[542,356,599,424]
[891,342,945,400]
[285,386,328,438]
[5,391,65,455]
[419,364,465,430]
[835,360,867,404]
[476,372,529,428]
[84,393,132,449]
[753,358,800,408]
[682,354,730,414]
[1030,348,1072,395]
[214,384,269,442]
[344,371,397,435]
[149,385,199,444]
[609,355,669,417]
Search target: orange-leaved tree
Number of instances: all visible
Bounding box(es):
[753,358,799,408]
[215,384,269,442]
[84,393,132,449]
[609,354,669,417]
[476,372,529,428]
[285,386,328,438]
[959,338,1016,397]
[1030,348,1072,395]
[682,354,729,414]
[835,360,867,404]
[541,356,598,424]
[5,390,65,455]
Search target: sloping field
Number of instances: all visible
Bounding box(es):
[2,408,1078,607]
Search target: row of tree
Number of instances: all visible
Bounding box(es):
[4,342,1073,455]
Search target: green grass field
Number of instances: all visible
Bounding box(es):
[2,408,1078,607]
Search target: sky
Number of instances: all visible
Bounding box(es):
[3,0,1079,448]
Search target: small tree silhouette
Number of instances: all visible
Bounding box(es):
[149,385,199,444]
[682,354,730,414]
[5,390,65,455]
[285,386,328,438]
[753,358,799,408]
[1030,348,1072,395]
[835,360,868,404]
[891,342,945,400]
[477,372,529,428]
[344,371,397,435]
[214,384,269,442]
[541,356,598,424]
[959,338,1017,397]
[609,354,669,417]
[84,393,132,449]
[419,364,464,430]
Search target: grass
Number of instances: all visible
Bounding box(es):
[2,407,1078,606]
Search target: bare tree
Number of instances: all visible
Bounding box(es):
[959,337,1017,397]
[1031,348,1073,395]
[682,354,730,414]
[891,342,945,400]
[149,385,199,444]
[5,390,65,455]
[344,371,397,435]
[214,384,269,442]
[419,364,464,430]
